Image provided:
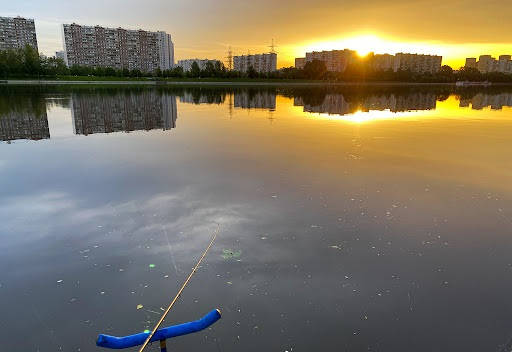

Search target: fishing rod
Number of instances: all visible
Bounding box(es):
[138,228,219,352]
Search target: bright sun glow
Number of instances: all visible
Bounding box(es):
[291,32,512,69]
[303,33,445,58]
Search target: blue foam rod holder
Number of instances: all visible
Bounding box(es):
[96,309,221,349]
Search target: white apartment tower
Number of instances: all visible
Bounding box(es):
[0,16,38,51]
[157,31,174,70]
[62,23,174,72]
[233,53,277,73]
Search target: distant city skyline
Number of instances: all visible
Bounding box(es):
[2,0,512,68]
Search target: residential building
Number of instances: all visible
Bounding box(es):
[499,55,512,73]
[371,54,396,71]
[177,59,222,72]
[465,58,477,69]
[157,31,174,70]
[297,49,442,74]
[393,53,442,73]
[466,55,512,74]
[233,53,277,73]
[0,16,38,51]
[62,23,174,72]
[298,49,357,72]
[295,58,306,70]
[71,91,177,135]
[477,55,495,73]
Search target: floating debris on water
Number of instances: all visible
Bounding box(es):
[143,330,150,334]
[222,249,242,260]
[227,281,233,285]
[57,280,63,284]
[163,275,169,278]
[329,245,342,250]
[137,304,143,310]
[149,264,155,268]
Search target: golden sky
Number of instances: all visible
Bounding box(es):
[4,0,512,68]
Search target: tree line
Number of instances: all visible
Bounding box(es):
[2,45,512,83]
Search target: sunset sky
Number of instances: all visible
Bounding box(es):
[3,0,511,68]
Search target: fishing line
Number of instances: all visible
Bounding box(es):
[138,226,219,352]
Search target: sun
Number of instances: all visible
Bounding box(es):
[348,35,384,57]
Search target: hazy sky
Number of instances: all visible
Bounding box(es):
[3,0,511,68]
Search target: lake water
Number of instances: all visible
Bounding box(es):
[1,85,512,352]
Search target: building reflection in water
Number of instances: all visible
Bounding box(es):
[459,92,512,110]
[71,91,177,135]
[176,88,277,112]
[294,92,438,116]
[233,90,276,111]
[0,93,50,142]
[179,90,226,105]
[3,87,512,143]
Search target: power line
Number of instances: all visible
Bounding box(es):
[225,46,233,70]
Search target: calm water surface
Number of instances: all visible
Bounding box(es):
[1,85,511,351]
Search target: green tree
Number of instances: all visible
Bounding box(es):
[247,66,258,78]
[439,65,453,76]
[23,45,41,75]
[190,61,201,77]
[303,59,327,80]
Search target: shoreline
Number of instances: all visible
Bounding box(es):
[2,80,512,87]
[1,79,459,86]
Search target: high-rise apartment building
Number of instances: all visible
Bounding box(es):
[177,59,222,72]
[295,58,306,70]
[371,54,397,72]
[62,23,174,72]
[393,53,442,73]
[0,16,38,51]
[465,54,512,74]
[465,58,477,69]
[295,50,442,74]
[295,49,357,72]
[370,53,442,73]
[499,55,512,73]
[477,55,495,73]
[233,53,277,73]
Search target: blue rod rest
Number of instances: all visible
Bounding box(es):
[96,309,221,349]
